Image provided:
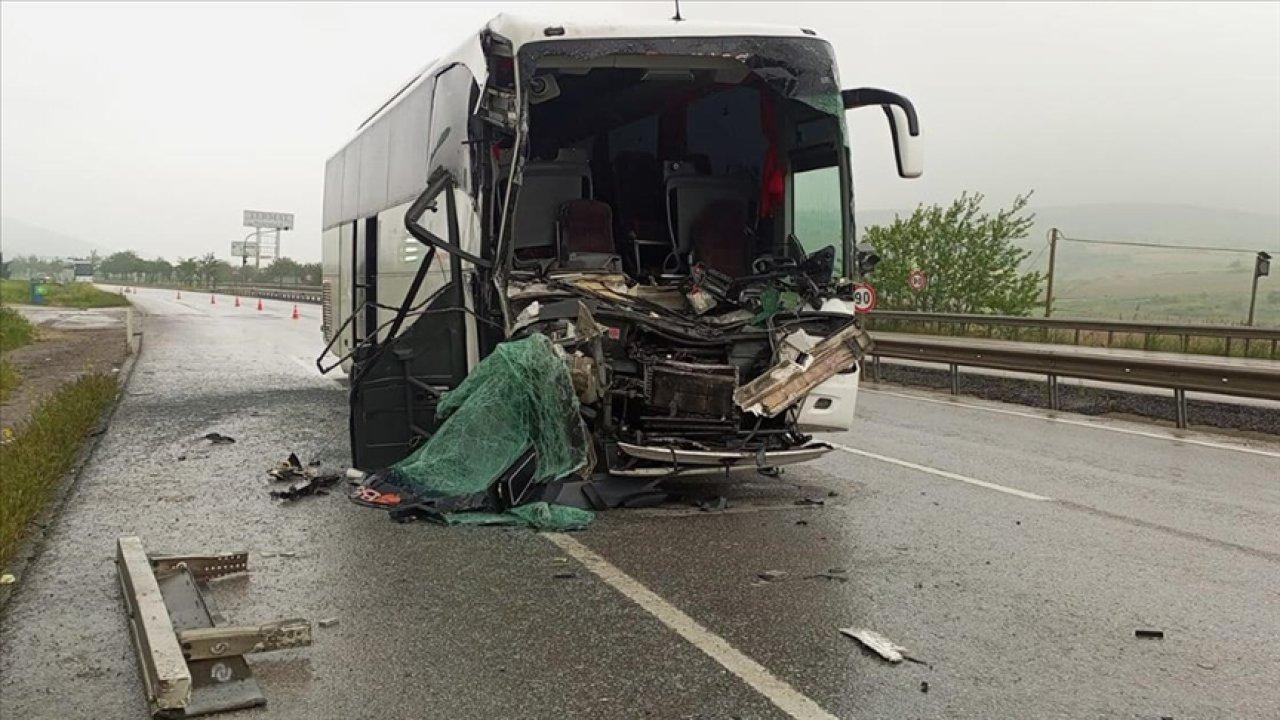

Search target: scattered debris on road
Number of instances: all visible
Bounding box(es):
[268,452,306,480]
[0,573,14,585]
[115,536,312,717]
[268,453,341,501]
[318,617,340,628]
[1135,628,1165,639]
[794,497,825,506]
[696,496,730,512]
[552,571,578,580]
[804,570,848,582]
[202,432,236,445]
[920,681,929,693]
[756,570,787,582]
[840,627,917,664]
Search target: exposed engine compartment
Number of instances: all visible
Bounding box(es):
[507,263,870,477]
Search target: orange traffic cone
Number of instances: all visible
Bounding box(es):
[256,298,263,311]
[291,305,300,320]
[234,296,241,307]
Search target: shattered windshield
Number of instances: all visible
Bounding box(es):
[517,34,844,116]
[505,34,851,285]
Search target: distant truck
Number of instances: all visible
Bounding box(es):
[320,14,921,474]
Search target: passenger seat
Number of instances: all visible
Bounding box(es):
[690,198,751,277]
[664,168,754,274]
[510,158,592,262]
[556,199,620,270]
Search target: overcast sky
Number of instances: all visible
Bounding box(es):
[2,1,1277,262]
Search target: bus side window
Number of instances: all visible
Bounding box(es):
[427,64,477,190]
[790,164,843,276]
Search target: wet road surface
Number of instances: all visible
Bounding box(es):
[2,286,1278,719]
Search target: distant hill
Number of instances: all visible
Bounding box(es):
[854,202,1280,325]
[856,202,1280,252]
[0,216,107,259]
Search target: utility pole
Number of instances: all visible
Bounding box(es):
[1246,251,1271,326]
[1044,228,1059,317]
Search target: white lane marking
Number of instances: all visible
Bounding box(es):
[543,533,838,720]
[862,387,1280,460]
[830,442,1053,501]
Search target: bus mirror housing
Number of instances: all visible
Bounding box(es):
[842,88,922,179]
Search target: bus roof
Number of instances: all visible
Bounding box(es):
[349,13,824,136]
[488,13,821,49]
[327,12,829,212]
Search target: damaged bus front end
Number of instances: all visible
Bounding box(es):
[320,15,920,495]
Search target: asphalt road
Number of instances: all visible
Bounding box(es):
[2,286,1277,719]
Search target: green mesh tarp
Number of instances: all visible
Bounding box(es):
[387,334,592,529]
[445,503,595,531]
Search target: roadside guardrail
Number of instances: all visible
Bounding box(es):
[867,332,1280,428]
[216,284,321,304]
[865,310,1280,359]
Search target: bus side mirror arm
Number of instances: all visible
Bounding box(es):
[841,88,922,179]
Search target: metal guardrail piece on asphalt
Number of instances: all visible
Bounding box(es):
[117,536,191,713]
[116,536,312,718]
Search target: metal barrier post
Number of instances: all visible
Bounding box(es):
[949,363,960,395]
[1048,373,1060,411]
[1174,388,1188,429]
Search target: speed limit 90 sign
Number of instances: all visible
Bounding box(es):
[851,282,877,313]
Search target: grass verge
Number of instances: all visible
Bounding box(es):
[0,373,119,567]
[0,360,19,403]
[0,278,129,308]
[0,306,36,352]
[1,307,37,402]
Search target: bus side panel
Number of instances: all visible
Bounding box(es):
[373,201,453,345]
[336,222,355,369]
[321,225,341,345]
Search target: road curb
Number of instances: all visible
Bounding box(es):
[0,308,145,616]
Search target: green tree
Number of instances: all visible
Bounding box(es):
[261,256,303,283]
[863,192,1043,314]
[98,251,144,281]
[299,262,322,284]
[195,253,230,287]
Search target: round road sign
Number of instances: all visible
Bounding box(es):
[908,269,928,292]
[851,282,877,313]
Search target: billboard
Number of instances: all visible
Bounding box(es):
[231,241,260,257]
[243,210,294,230]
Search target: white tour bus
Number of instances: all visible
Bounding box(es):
[320,14,921,483]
